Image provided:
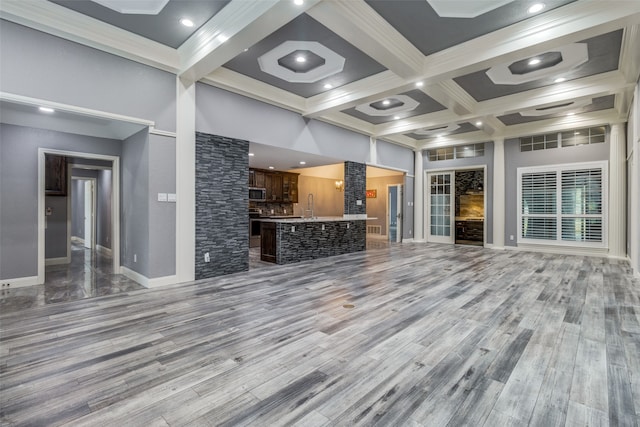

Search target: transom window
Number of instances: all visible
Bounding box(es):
[520,126,606,152]
[518,161,607,247]
[428,143,485,161]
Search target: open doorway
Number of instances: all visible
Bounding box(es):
[425,167,486,246]
[71,177,96,250]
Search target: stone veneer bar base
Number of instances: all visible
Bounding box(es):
[274,220,366,265]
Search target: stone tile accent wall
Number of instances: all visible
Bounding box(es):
[344,161,366,215]
[195,132,249,279]
[276,220,366,264]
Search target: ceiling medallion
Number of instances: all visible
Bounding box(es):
[355,95,419,117]
[520,98,592,116]
[427,0,514,18]
[486,43,588,85]
[90,0,169,14]
[414,123,460,136]
[258,41,345,83]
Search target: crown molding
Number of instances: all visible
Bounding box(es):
[0,0,179,73]
[619,24,640,84]
[306,0,424,79]
[201,67,306,114]
[303,71,405,118]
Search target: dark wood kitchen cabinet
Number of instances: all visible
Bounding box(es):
[250,168,298,203]
[455,220,484,242]
[260,221,276,263]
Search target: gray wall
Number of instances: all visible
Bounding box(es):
[377,139,415,175]
[44,195,67,259]
[503,135,610,247]
[121,128,149,277]
[195,132,250,279]
[196,83,372,164]
[0,20,176,131]
[148,134,176,278]
[0,124,121,279]
[423,142,495,243]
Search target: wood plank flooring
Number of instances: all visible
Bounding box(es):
[1,243,639,426]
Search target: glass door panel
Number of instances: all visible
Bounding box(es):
[427,172,454,243]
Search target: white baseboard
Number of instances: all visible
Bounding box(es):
[147,275,178,288]
[71,236,84,244]
[120,266,178,289]
[503,243,610,258]
[401,238,414,243]
[96,244,113,257]
[45,256,70,266]
[0,276,41,288]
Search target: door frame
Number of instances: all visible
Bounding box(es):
[70,176,97,250]
[426,170,455,244]
[387,184,403,242]
[424,165,488,245]
[38,148,120,285]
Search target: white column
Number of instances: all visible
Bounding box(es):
[175,76,196,283]
[492,138,505,249]
[414,149,424,242]
[609,123,626,259]
[369,136,377,165]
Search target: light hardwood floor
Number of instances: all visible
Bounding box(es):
[1,243,639,426]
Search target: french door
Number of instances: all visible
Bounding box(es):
[427,171,454,243]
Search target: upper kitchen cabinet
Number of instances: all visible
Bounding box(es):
[249,168,298,203]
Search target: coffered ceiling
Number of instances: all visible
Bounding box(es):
[1,0,639,150]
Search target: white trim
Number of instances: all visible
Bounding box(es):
[119,266,178,289]
[38,148,120,286]
[504,243,610,258]
[516,160,609,249]
[149,127,177,138]
[120,266,148,287]
[493,138,505,249]
[96,244,113,257]
[425,170,455,244]
[45,257,69,266]
[0,276,40,289]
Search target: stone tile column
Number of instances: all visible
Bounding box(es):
[344,161,366,216]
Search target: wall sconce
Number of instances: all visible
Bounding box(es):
[335,180,344,191]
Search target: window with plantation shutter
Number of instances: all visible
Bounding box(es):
[517,162,607,247]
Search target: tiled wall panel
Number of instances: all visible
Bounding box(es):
[344,161,366,215]
[195,133,249,279]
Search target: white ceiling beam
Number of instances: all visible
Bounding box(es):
[178,0,321,82]
[501,109,624,139]
[373,110,461,138]
[201,68,306,114]
[303,71,405,118]
[0,0,179,72]
[477,71,632,117]
[306,0,424,80]
[422,80,478,116]
[420,1,640,82]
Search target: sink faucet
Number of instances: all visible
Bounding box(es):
[306,193,314,218]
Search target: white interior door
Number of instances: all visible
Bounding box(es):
[83,180,94,249]
[388,185,403,242]
[427,171,455,243]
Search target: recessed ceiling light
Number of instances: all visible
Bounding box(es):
[382,100,391,106]
[554,77,566,83]
[475,121,482,126]
[324,83,333,89]
[248,152,255,157]
[437,133,445,138]
[393,115,401,120]
[180,18,194,27]
[218,34,228,43]
[296,55,306,63]
[243,48,249,52]
[528,58,541,66]
[268,166,275,170]
[528,3,545,14]
[415,82,424,87]
[299,161,306,165]
[294,0,304,5]
[574,132,580,135]
[39,106,54,113]
[567,112,575,116]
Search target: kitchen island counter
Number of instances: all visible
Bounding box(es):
[260,216,370,264]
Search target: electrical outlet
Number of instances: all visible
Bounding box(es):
[321,224,325,231]
[271,209,275,214]
[133,254,137,263]
[204,252,210,262]
[283,209,287,214]
[510,235,514,241]
[291,226,295,232]
[347,223,350,229]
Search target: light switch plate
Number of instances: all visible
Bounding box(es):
[157,193,168,202]
[356,200,362,206]
[167,193,177,202]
